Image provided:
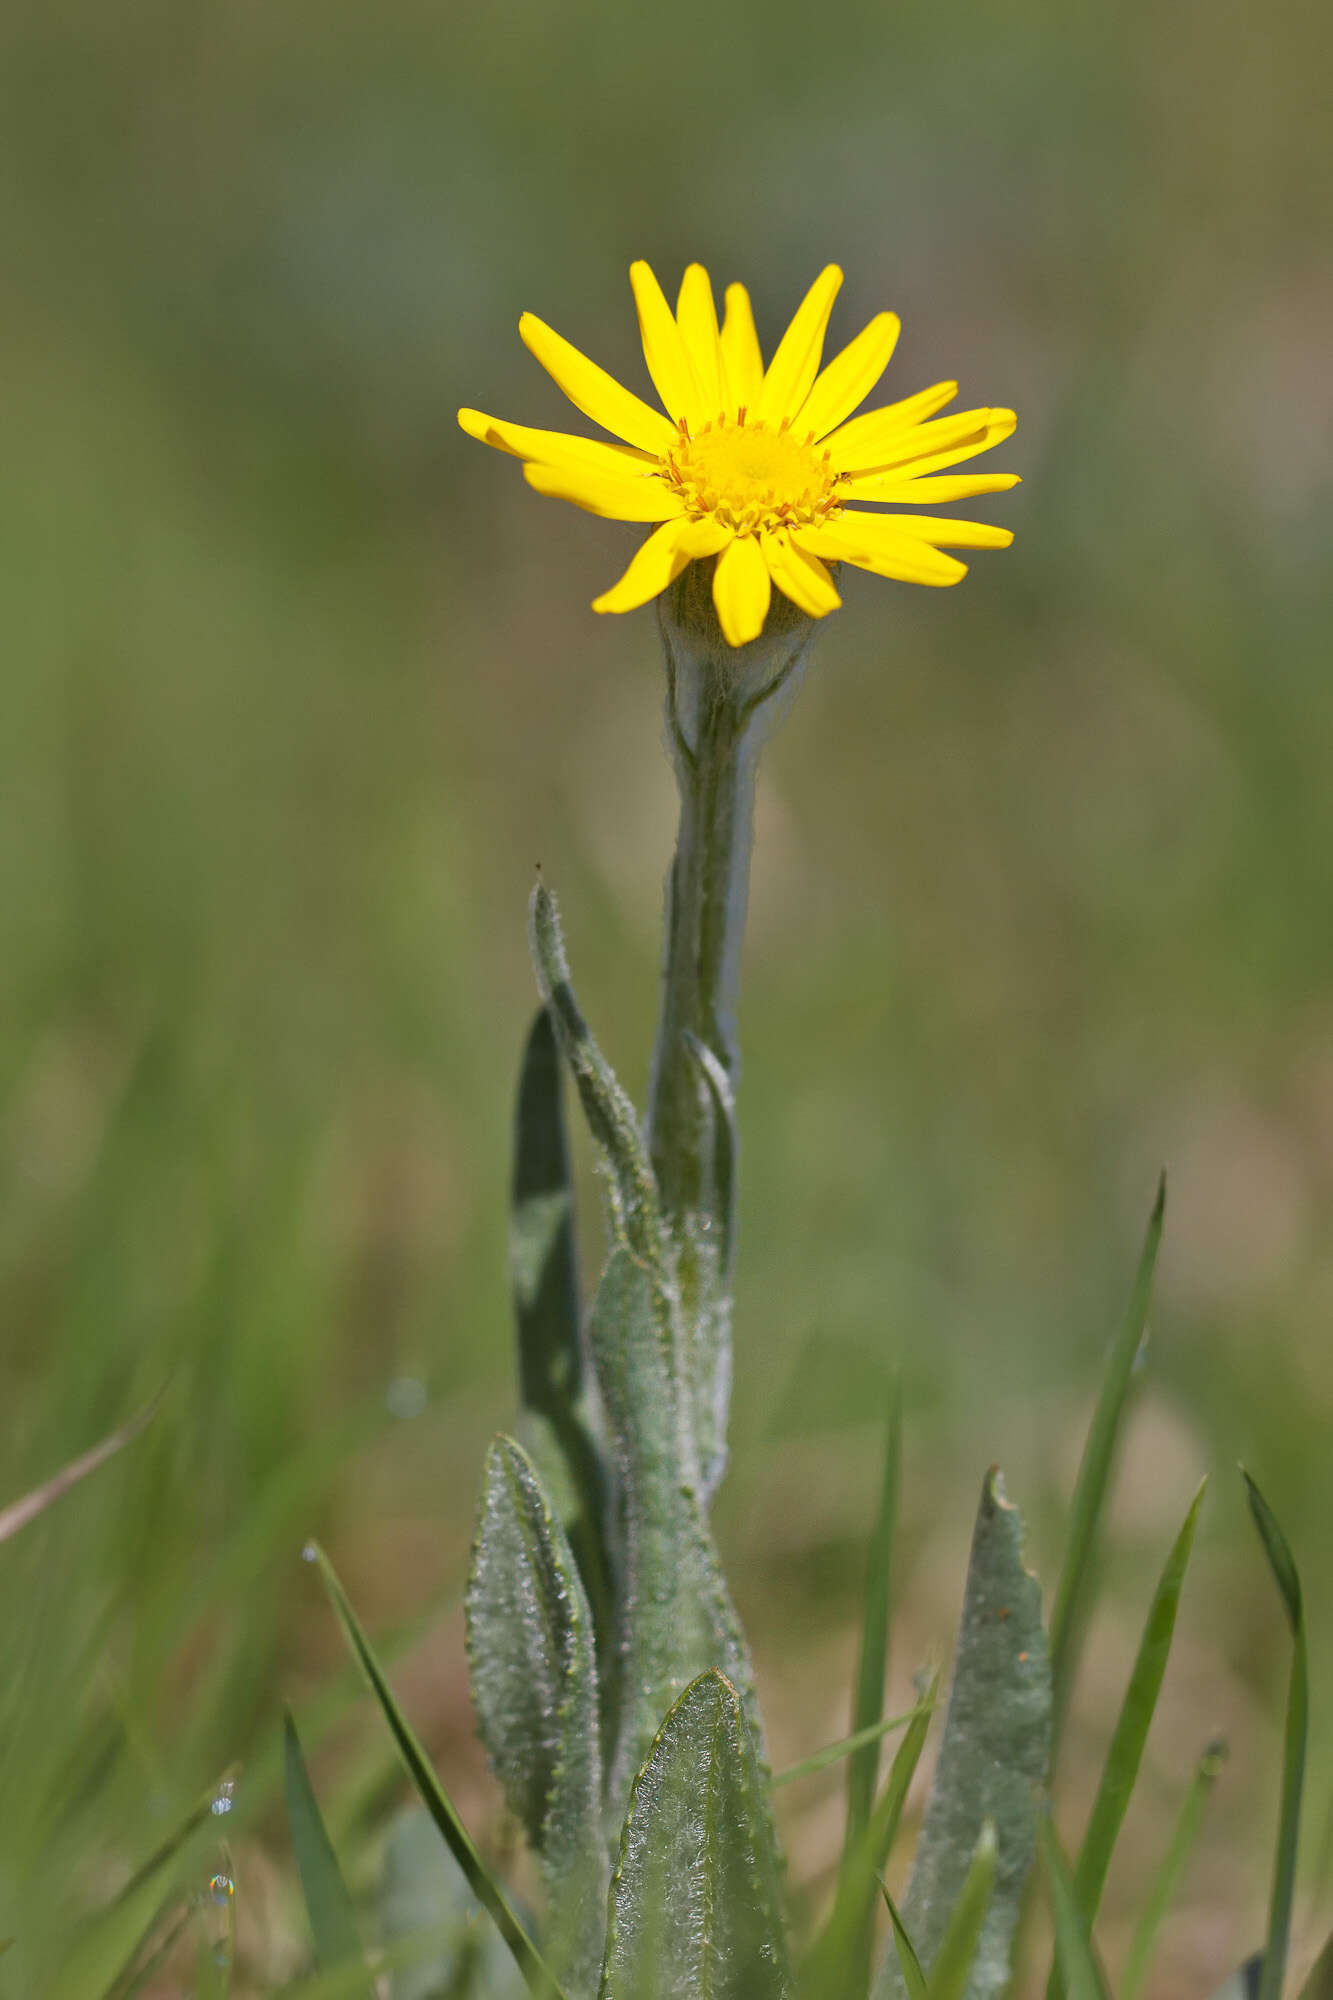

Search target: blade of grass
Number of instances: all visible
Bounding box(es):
[930,1822,998,2000]
[1049,1176,1165,1745]
[283,1711,373,1988]
[0,1391,162,1546]
[52,1795,213,2000]
[1120,1739,1226,2000]
[1243,1470,1308,2000]
[773,1696,932,1789]
[1057,1479,1206,1967]
[1039,1819,1110,2000]
[847,1379,902,1847]
[881,1884,929,2000]
[803,1668,939,2000]
[307,1542,566,2000]
[1296,1929,1333,2000]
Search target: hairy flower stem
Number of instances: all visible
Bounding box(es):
[647,560,817,1496]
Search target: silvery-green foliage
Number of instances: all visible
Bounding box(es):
[878,1469,1052,2000]
[599,1670,791,2000]
[528,884,774,1831]
[465,1436,606,1997]
[678,1030,736,1502]
[381,1808,525,2000]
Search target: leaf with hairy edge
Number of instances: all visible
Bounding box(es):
[1120,1740,1226,2000]
[1039,1820,1110,2000]
[678,1029,737,1503]
[466,1437,606,1997]
[877,1471,1051,2000]
[510,1007,614,1648]
[309,1543,566,2000]
[599,1670,791,2000]
[804,1670,938,2000]
[283,1711,372,1987]
[1244,1471,1308,2000]
[530,883,774,1852]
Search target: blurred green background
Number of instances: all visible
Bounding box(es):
[2,0,1331,1988]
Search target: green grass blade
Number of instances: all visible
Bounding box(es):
[773,1697,933,1789]
[1049,1176,1165,1742]
[1243,1470,1308,2000]
[0,1390,162,1545]
[930,1822,998,2000]
[308,1542,566,2000]
[847,1378,902,1847]
[283,1711,372,1986]
[50,1796,212,2000]
[1068,1480,1206,1926]
[1120,1739,1226,2000]
[881,1885,930,2000]
[1039,1820,1110,2000]
[803,1669,939,2000]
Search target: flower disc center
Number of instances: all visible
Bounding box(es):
[666,418,842,534]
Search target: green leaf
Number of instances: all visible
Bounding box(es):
[308,1542,566,2000]
[1049,1176,1165,1741]
[49,1796,212,2000]
[881,1886,930,2000]
[931,1823,998,2000]
[283,1711,372,1986]
[1038,1820,1110,2000]
[1120,1739,1226,2000]
[1062,1481,1206,1946]
[772,1696,932,1789]
[847,1378,902,1849]
[510,1007,613,1646]
[0,1390,162,1545]
[381,1808,526,2000]
[1243,1470,1308,2000]
[599,1670,792,2000]
[878,1471,1051,2000]
[465,1436,606,1996]
[804,1669,938,2000]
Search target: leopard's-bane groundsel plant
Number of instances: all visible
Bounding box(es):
[277,267,1318,2000]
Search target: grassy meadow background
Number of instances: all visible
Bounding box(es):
[2,0,1331,1988]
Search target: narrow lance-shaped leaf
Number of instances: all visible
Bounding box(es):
[510,1006,614,1645]
[877,1471,1051,2000]
[805,1670,938,2000]
[283,1710,373,1989]
[599,1670,792,2000]
[1244,1470,1308,2000]
[466,1436,606,1997]
[678,1029,737,1502]
[530,884,775,1856]
[1049,1178,1165,1743]
[1048,1476,1207,2000]
[50,1796,213,2000]
[308,1542,566,2000]
[881,1888,929,2000]
[931,1823,999,2000]
[1120,1740,1226,2000]
[773,1695,932,1789]
[1039,1819,1111,2000]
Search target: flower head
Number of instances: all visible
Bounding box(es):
[459,263,1018,647]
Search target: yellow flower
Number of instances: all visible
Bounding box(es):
[459,262,1018,648]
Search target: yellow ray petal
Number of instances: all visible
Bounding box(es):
[458,409,659,480]
[823,382,960,469]
[676,264,727,415]
[846,510,1013,549]
[760,530,841,618]
[592,516,731,615]
[720,284,764,407]
[847,472,1020,505]
[836,408,1014,484]
[794,312,901,442]
[519,312,677,456]
[796,518,968,587]
[712,534,772,645]
[523,461,683,522]
[630,260,703,424]
[754,265,843,426]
